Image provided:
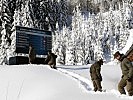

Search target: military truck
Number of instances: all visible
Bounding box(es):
[9,26,52,65]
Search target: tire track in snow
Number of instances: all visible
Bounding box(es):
[57,68,93,92]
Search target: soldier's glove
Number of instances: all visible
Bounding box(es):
[127,77,132,82]
[99,76,102,81]
[121,75,124,78]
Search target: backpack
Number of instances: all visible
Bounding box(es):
[125,44,133,62]
[127,52,133,62]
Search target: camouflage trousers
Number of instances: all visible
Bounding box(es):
[48,62,56,69]
[118,78,133,96]
[29,58,35,64]
[92,80,102,92]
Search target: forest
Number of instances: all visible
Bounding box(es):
[0,0,132,65]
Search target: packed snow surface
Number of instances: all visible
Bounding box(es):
[0,64,132,100]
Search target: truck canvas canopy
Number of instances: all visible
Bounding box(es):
[15,26,52,55]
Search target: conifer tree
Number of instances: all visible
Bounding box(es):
[21,0,33,27]
[0,0,13,64]
[58,0,68,30]
[71,4,83,65]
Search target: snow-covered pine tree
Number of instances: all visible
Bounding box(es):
[79,15,88,65]
[121,1,130,44]
[29,0,50,30]
[53,22,70,65]
[20,0,33,27]
[108,5,116,61]
[94,12,104,61]
[119,1,130,50]
[126,0,133,29]
[57,26,68,64]
[9,9,21,59]
[0,22,9,64]
[8,26,16,60]
[64,27,73,65]
[83,14,95,64]
[0,0,13,64]
[89,13,100,61]
[48,0,59,32]
[15,0,24,26]
[52,23,60,64]
[28,0,40,27]
[58,0,68,30]
[38,0,49,30]
[71,4,83,65]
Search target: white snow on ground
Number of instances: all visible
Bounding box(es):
[0,64,132,100]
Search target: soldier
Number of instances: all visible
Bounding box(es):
[29,44,36,64]
[114,51,133,96]
[90,59,103,92]
[45,50,57,69]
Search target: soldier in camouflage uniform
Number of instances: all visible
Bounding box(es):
[45,50,57,69]
[114,51,133,96]
[90,59,103,92]
[29,44,36,64]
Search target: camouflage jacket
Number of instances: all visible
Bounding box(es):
[90,61,102,80]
